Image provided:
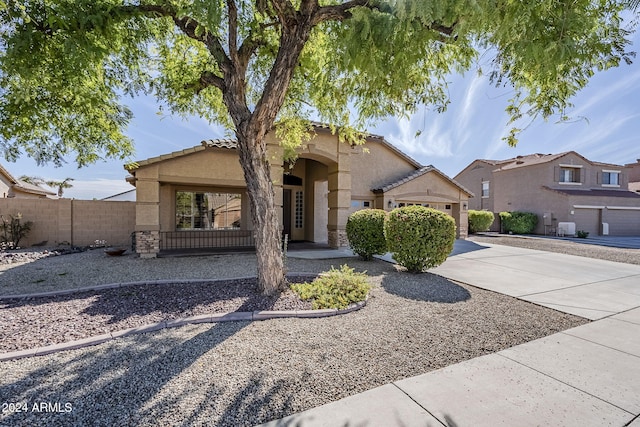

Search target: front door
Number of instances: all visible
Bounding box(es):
[283,189,292,239]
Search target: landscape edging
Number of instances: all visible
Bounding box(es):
[0,274,367,362]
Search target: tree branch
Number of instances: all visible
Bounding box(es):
[270,0,298,26]
[311,0,372,24]
[228,0,239,66]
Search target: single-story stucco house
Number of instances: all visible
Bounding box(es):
[0,163,56,199]
[126,124,473,257]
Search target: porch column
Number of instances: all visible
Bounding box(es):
[135,178,161,258]
[327,145,351,248]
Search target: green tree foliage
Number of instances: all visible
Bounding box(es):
[0,0,634,294]
[384,206,455,273]
[499,211,538,234]
[346,208,387,260]
[468,209,495,233]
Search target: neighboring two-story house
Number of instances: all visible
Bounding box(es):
[455,152,640,236]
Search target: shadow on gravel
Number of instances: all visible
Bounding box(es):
[381,273,471,303]
[0,320,298,426]
[0,274,317,325]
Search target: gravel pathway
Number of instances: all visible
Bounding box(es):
[0,248,588,426]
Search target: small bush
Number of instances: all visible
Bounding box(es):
[290,265,370,309]
[576,230,589,238]
[468,210,495,233]
[0,213,33,249]
[346,209,387,260]
[384,206,456,273]
[499,211,538,234]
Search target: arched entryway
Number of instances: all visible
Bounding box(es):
[272,136,352,248]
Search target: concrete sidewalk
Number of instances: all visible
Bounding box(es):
[263,241,640,427]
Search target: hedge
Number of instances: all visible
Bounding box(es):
[499,211,538,234]
[468,210,494,233]
[346,209,388,260]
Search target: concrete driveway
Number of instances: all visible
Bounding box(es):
[265,241,640,427]
[432,239,640,320]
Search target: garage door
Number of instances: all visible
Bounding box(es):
[605,209,640,236]
[573,208,600,236]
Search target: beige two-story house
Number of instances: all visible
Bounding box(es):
[126,124,473,257]
[455,152,640,236]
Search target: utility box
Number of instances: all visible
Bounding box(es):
[543,212,553,226]
[602,223,609,235]
[557,222,576,237]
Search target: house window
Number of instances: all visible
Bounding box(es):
[350,200,373,211]
[481,181,490,198]
[559,167,581,184]
[176,191,242,230]
[602,171,620,186]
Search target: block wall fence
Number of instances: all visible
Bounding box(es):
[0,199,136,248]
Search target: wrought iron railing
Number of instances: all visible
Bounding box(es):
[159,229,255,251]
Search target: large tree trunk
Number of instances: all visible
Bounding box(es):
[221,13,315,295]
[236,131,286,295]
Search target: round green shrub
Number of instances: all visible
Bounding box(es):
[468,210,495,233]
[346,209,387,260]
[499,211,538,234]
[384,206,456,273]
[290,265,370,309]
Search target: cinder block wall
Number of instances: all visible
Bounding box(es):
[0,199,135,248]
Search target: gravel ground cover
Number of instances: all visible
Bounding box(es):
[0,278,313,353]
[0,248,589,426]
[468,234,640,265]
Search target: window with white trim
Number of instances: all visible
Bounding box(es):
[559,167,581,183]
[481,181,490,198]
[602,171,620,186]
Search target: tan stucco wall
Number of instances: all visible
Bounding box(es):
[454,161,493,211]
[350,142,416,196]
[0,179,10,199]
[0,198,135,247]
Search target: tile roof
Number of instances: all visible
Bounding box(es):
[373,166,474,196]
[0,163,56,196]
[200,139,238,149]
[13,180,56,196]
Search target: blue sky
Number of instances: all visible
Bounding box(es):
[6,29,640,200]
